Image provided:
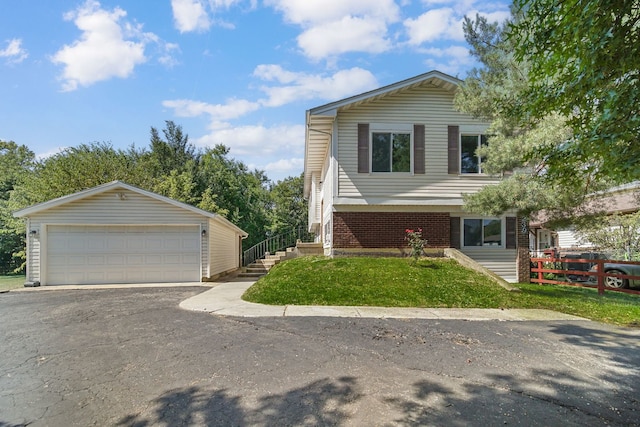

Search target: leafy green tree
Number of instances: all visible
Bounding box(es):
[148,120,199,177]
[268,173,307,236]
[15,142,149,204]
[0,141,34,200]
[0,141,34,273]
[509,0,640,185]
[4,121,305,269]
[455,13,609,225]
[575,211,640,260]
[197,145,271,249]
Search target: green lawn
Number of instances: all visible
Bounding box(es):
[242,257,640,327]
[0,275,26,292]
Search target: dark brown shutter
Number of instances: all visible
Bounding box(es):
[413,124,425,174]
[506,216,516,249]
[448,125,459,174]
[450,216,461,249]
[358,123,369,173]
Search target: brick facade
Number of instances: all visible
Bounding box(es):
[516,216,531,283]
[332,212,451,249]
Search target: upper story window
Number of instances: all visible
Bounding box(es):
[460,134,487,174]
[463,218,502,247]
[372,132,411,172]
[358,123,423,175]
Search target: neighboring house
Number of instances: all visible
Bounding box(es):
[13,181,247,286]
[530,181,640,255]
[303,70,529,283]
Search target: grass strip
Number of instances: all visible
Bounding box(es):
[242,257,640,326]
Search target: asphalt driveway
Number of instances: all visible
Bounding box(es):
[1,287,639,426]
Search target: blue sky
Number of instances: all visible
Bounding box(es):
[1,0,510,182]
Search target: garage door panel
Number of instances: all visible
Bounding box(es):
[46,225,200,285]
[183,254,199,264]
[183,238,199,250]
[87,272,107,282]
[68,255,86,266]
[87,255,105,265]
[107,255,125,265]
[127,254,144,265]
[127,240,144,250]
[126,271,144,282]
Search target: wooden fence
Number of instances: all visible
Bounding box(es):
[530,257,640,295]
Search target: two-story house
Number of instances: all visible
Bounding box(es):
[304,70,529,283]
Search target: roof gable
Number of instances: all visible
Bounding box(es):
[308,70,461,116]
[304,70,462,196]
[13,181,247,236]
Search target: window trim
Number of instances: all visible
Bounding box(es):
[461,217,504,248]
[369,123,414,174]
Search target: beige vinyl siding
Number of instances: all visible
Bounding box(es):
[308,172,321,229]
[321,155,334,247]
[29,189,209,279]
[557,229,584,249]
[336,85,498,200]
[462,247,518,283]
[29,189,206,224]
[209,219,240,276]
[26,220,41,283]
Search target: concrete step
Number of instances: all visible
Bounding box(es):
[237,272,266,278]
[243,246,297,277]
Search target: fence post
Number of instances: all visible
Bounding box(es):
[537,259,543,283]
[597,259,605,295]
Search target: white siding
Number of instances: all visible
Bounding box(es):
[26,221,41,283]
[29,189,209,281]
[336,85,497,201]
[30,189,206,224]
[209,219,240,276]
[308,172,321,231]
[321,154,333,247]
[557,229,591,249]
[462,248,518,283]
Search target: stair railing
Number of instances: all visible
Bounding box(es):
[243,226,314,266]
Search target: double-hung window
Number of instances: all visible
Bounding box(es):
[463,218,502,247]
[370,124,412,173]
[460,134,487,174]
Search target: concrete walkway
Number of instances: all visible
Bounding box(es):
[179,278,589,321]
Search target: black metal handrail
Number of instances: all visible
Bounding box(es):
[243,226,314,266]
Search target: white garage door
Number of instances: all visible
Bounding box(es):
[46,225,201,285]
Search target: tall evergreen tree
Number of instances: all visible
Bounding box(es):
[455,13,608,225]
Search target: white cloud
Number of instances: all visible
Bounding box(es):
[158,42,181,67]
[171,0,211,33]
[171,0,246,33]
[404,8,463,45]
[404,2,511,47]
[164,66,379,123]
[195,124,305,157]
[263,157,304,177]
[51,1,149,91]
[421,45,474,75]
[297,16,392,60]
[267,0,399,25]
[254,65,379,107]
[266,0,400,60]
[163,98,261,122]
[0,38,28,64]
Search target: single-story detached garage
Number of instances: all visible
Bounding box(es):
[14,181,248,286]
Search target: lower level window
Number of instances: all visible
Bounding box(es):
[463,219,502,246]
